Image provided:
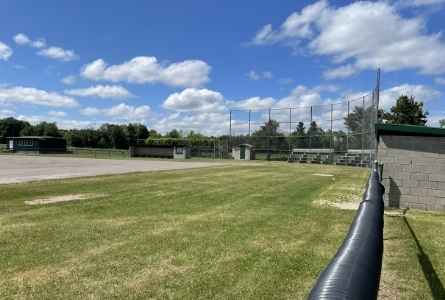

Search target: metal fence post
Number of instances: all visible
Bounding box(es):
[229,110,232,152]
[347,100,350,151]
[309,106,313,149]
[362,96,365,152]
[268,108,271,161]
[330,103,333,150]
[289,108,292,157]
[248,110,251,137]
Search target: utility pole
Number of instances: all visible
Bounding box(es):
[248,110,251,137]
[376,68,381,124]
[229,110,232,153]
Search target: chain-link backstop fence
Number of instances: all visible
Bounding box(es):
[227,88,379,166]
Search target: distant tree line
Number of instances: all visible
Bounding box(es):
[0,117,218,149]
[0,118,150,149]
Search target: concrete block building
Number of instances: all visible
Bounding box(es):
[377,124,445,211]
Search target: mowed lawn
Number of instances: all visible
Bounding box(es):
[381,210,445,299]
[1,162,442,299]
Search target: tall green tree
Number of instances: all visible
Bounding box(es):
[0,118,30,141]
[307,121,324,148]
[148,129,162,139]
[252,119,287,159]
[383,95,428,125]
[99,124,128,149]
[135,124,149,140]
[439,119,445,128]
[167,129,181,139]
[30,122,61,137]
[253,120,280,137]
[126,124,137,146]
[290,121,307,148]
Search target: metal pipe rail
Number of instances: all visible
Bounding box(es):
[308,164,385,300]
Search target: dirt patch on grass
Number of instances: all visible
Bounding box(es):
[314,199,360,210]
[10,241,125,286]
[25,193,107,205]
[312,173,334,177]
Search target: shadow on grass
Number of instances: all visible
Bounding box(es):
[403,216,445,299]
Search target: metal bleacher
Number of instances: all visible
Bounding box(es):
[289,149,373,167]
[289,149,334,164]
[335,149,373,167]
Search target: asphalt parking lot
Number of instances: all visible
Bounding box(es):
[0,155,225,184]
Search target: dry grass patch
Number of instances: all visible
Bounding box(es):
[24,193,108,205]
[126,257,191,290]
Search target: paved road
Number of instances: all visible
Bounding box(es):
[0,155,226,184]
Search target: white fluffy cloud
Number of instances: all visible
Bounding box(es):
[163,88,225,112]
[64,85,133,99]
[38,46,78,61]
[61,75,76,85]
[154,112,229,136]
[13,33,46,48]
[0,86,78,108]
[13,33,30,45]
[81,56,210,88]
[229,96,275,110]
[0,42,13,60]
[48,111,67,117]
[14,33,77,61]
[247,70,273,80]
[80,103,150,121]
[379,84,441,109]
[156,85,337,135]
[252,1,329,45]
[323,65,358,79]
[276,85,323,108]
[252,1,445,78]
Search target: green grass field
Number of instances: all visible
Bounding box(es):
[0,163,444,299]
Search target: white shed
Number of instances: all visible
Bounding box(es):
[232,144,255,160]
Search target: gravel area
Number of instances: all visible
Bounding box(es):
[0,155,225,184]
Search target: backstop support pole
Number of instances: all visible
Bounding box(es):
[330,104,333,149]
[347,100,350,151]
[229,110,232,153]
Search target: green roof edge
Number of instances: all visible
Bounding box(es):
[375,123,445,137]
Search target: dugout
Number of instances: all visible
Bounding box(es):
[376,124,445,211]
[129,145,190,159]
[7,136,67,153]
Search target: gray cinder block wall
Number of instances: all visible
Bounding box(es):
[378,134,445,211]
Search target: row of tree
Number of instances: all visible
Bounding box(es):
[0,117,220,149]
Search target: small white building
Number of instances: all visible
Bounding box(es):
[232,144,255,160]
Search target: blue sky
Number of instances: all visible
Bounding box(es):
[1,0,445,135]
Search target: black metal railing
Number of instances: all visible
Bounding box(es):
[308,162,385,300]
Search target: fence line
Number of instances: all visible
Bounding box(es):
[228,89,378,165]
[308,163,385,300]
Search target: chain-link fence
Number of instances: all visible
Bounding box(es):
[228,90,379,166]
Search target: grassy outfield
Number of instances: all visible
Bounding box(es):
[381,210,445,299]
[0,162,389,299]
